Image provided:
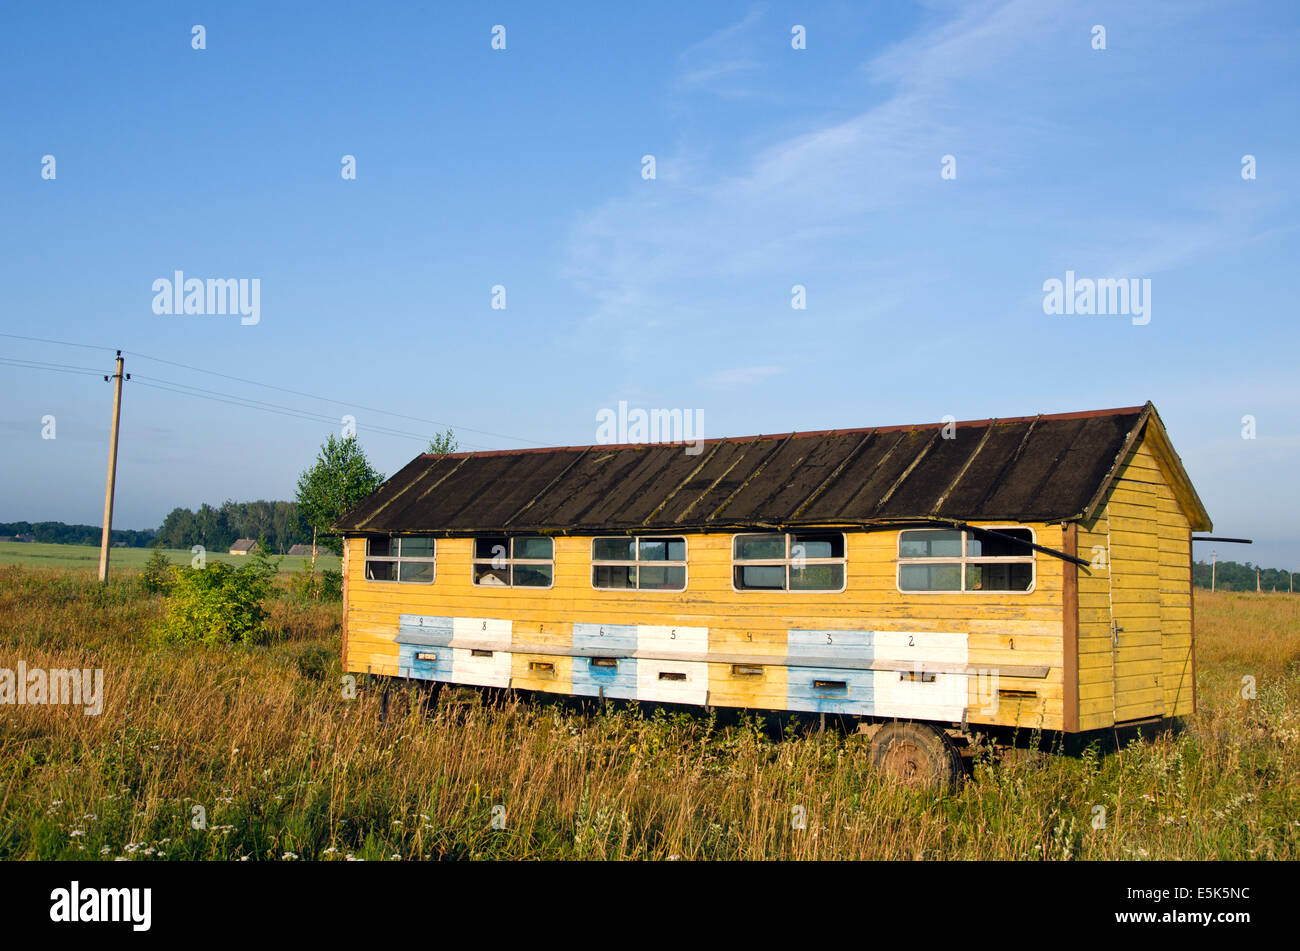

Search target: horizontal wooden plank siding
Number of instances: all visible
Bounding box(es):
[342,522,1068,730]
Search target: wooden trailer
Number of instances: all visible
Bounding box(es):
[335,402,1210,786]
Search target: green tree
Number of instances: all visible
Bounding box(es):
[295,435,385,566]
[427,428,459,454]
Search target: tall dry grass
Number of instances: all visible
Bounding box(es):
[1,566,1297,860]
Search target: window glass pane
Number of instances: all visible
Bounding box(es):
[399,561,434,583]
[966,528,1033,558]
[400,536,435,558]
[966,562,1033,591]
[474,536,508,561]
[639,565,685,590]
[792,532,844,560]
[736,534,785,561]
[367,537,393,557]
[899,529,962,559]
[735,564,785,590]
[899,563,961,591]
[790,563,844,591]
[593,565,636,589]
[593,537,634,562]
[643,538,686,562]
[366,560,395,581]
[513,536,553,560]
[473,564,509,586]
[513,564,553,587]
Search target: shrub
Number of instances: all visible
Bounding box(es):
[139,546,175,594]
[287,564,343,603]
[291,644,335,680]
[153,552,278,647]
[319,569,343,601]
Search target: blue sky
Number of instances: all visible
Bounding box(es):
[1,1,1297,570]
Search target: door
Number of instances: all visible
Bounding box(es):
[1107,506,1164,723]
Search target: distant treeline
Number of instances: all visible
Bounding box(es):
[156,500,309,553]
[1194,560,1297,593]
[3,500,312,554]
[0,521,157,548]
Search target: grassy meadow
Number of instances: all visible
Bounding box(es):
[0,562,1297,860]
[0,540,340,573]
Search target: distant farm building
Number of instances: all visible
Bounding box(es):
[287,544,313,556]
[334,402,1209,785]
[228,539,258,556]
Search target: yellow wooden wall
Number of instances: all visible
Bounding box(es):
[1073,434,1194,730]
[343,521,1066,730]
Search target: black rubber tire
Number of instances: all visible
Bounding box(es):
[870,720,963,791]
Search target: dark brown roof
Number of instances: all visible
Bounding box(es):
[336,402,1210,535]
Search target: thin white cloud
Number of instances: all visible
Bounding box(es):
[566,0,1066,327]
[673,5,769,98]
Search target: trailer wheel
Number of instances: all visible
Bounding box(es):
[870,721,963,791]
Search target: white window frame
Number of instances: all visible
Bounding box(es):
[895,526,1037,594]
[590,536,689,592]
[364,535,436,584]
[471,535,555,589]
[731,531,847,593]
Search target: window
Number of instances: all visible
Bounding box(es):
[471,535,554,587]
[592,536,687,590]
[365,536,436,583]
[897,527,1034,592]
[732,532,845,591]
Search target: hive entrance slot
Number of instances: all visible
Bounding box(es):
[813,680,847,692]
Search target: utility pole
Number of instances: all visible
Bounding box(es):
[1256,566,1261,593]
[98,351,128,583]
[1211,550,1216,592]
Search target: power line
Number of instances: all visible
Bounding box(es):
[130,376,496,449]
[0,330,536,446]
[4,357,489,447]
[0,356,106,377]
[0,332,117,354]
[124,349,533,444]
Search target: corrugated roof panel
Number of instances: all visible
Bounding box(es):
[345,455,453,530]
[741,431,870,522]
[577,446,699,529]
[796,430,899,520]
[978,418,1087,518]
[653,439,759,525]
[880,423,992,517]
[439,448,586,530]
[389,453,524,530]
[845,429,936,518]
[933,421,1035,517]
[682,437,790,525]
[525,447,658,530]
[705,431,852,523]
[333,406,1167,534]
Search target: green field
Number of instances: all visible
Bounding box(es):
[0,541,340,574]
[1,562,1297,860]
